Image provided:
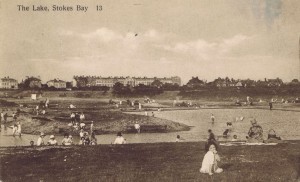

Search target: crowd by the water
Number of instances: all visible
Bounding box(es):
[0,96,287,177]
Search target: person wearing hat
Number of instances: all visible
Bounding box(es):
[47,135,58,146]
[37,132,46,146]
[62,133,73,146]
[113,132,126,144]
[247,119,263,142]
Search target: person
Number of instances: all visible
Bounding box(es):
[247,119,263,142]
[45,98,49,108]
[144,111,148,116]
[12,112,17,122]
[3,113,8,123]
[11,124,18,137]
[269,102,273,110]
[80,121,86,130]
[134,122,141,133]
[267,129,281,140]
[205,129,218,151]
[16,122,21,137]
[70,112,75,124]
[73,122,79,130]
[222,129,229,138]
[62,133,73,146]
[90,132,97,145]
[90,121,94,134]
[232,135,238,141]
[79,129,85,138]
[114,132,126,144]
[37,132,46,146]
[210,114,215,124]
[175,135,185,142]
[80,113,85,121]
[41,110,46,115]
[69,104,76,109]
[83,132,90,145]
[47,135,58,146]
[200,144,223,175]
[226,122,233,131]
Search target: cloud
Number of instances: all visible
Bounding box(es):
[160,34,251,60]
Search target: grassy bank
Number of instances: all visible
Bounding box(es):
[0,141,299,181]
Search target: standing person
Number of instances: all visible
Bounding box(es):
[200,144,223,175]
[83,132,90,145]
[90,121,94,134]
[47,135,58,146]
[114,132,126,144]
[3,113,8,123]
[0,111,3,123]
[11,124,18,137]
[210,114,215,124]
[16,122,21,137]
[269,102,273,110]
[70,112,75,124]
[134,122,141,133]
[37,132,46,146]
[80,121,86,130]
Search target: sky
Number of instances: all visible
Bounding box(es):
[0,0,300,84]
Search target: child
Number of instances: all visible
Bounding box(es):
[200,144,223,175]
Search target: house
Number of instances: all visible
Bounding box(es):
[47,79,67,89]
[0,77,18,89]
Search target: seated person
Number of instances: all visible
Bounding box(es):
[200,144,223,175]
[47,135,58,146]
[62,133,73,146]
[247,119,263,142]
[267,129,281,140]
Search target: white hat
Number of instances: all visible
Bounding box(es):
[49,135,55,139]
[40,132,46,136]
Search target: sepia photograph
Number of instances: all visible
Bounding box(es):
[0,0,299,181]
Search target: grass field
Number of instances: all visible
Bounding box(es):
[0,141,299,182]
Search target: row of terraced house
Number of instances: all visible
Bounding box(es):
[72,76,182,88]
[0,76,181,89]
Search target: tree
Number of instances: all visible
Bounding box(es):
[151,79,163,88]
[186,77,205,88]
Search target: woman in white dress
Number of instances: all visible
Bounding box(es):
[200,144,223,175]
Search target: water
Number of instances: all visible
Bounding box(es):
[1,109,300,146]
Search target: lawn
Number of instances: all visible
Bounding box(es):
[0,141,299,182]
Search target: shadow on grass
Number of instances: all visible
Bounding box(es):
[221,163,233,170]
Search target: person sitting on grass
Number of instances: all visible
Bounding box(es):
[267,129,281,140]
[247,119,263,142]
[62,133,73,146]
[200,144,223,175]
[90,132,97,145]
[114,132,126,144]
[83,132,90,145]
[47,135,58,146]
[37,132,46,146]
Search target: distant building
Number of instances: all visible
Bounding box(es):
[0,77,18,89]
[47,79,67,89]
[73,76,181,88]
